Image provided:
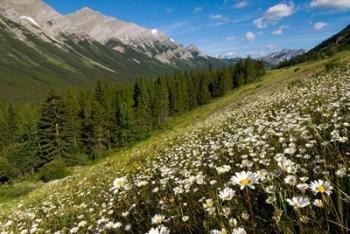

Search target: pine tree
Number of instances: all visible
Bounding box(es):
[38,90,67,165]
[133,79,151,138]
[152,76,169,127]
[197,72,211,105]
[245,57,257,83]
[79,92,95,156]
[114,88,135,146]
[61,90,82,164]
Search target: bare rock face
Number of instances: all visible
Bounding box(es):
[261,49,306,65]
[65,7,206,63]
[0,0,85,39]
[0,0,208,64]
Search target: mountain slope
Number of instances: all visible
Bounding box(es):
[1,54,349,233]
[65,8,209,64]
[0,0,228,102]
[0,16,175,101]
[261,49,305,66]
[310,24,350,53]
[278,24,350,67]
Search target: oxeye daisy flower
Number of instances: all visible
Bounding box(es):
[230,171,260,190]
[210,228,228,234]
[232,227,247,234]
[112,177,127,192]
[146,225,170,234]
[203,198,214,209]
[218,187,236,201]
[309,180,333,195]
[151,214,166,225]
[284,175,297,186]
[286,196,310,209]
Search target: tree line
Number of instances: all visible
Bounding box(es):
[0,58,265,183]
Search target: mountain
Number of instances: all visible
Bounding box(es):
[0,0,227,101]
[261,49,305,66]
[278,24,350,67]
[65,7,206,64]
[310,24,350,53]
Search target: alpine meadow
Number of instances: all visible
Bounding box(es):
[0,0,350,234]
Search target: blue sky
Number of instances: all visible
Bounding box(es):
[44,0,350,57]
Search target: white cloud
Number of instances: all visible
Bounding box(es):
[272,25,288,35]
[193,6,203,13]
[151,29,158,35]
[310,0,350,9]
[234,1,248,8]
[226,36,236,40]
[244,32,256,42]
[313,22,328,31]
[225,51,237,57]
[254,3,295,28]
[209,14,229,22]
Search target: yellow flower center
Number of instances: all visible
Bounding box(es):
[155,217,162,224]
[316,185,326,193]
[239,178,251,186]
[207,200,213,208]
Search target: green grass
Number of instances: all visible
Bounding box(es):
[1,50,344,214]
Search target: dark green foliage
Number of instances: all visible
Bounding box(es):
[0,157,15,184]
[0,58,265,182]
[38,160,69,182]
[38,90,67,164]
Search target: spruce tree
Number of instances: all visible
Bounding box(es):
[152,76,169,127]
[133,79,151,137]
[38,90,67,165]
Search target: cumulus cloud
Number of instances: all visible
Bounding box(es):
[244,32,256,42]
[254,3,295,28]
[225,51,237,57]
[272,25,289,35]
[193,6,203,13]
[209,14,229,22]
[234,1,248,8]
[310,0,350,9]
[313,22,328,31]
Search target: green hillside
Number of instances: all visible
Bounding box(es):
[278,24,350,68]
[1,51,349,233]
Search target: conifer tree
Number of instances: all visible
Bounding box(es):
[115,88,135,146]
[38,90,67,165]
[197,72,211,105]
[152,76,169,127]
[133,79,151,137]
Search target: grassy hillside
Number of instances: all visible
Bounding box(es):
[278,24,350,68]
[311,24,350,53]
[1,52,349,233]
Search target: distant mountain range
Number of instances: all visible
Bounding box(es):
[278,24,350,67]
[260,49,306,66]
[0,0,228,101]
